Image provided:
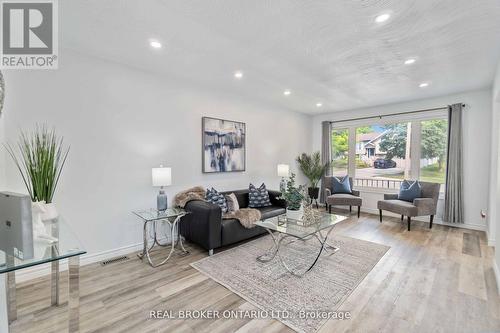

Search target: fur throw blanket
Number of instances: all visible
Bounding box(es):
[223,208,262,229]
[173,186,206,208]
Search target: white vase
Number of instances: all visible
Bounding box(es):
[286,205,304,220]
[32,202,46,238]
[41,202,59,221]
[32,202,58,242]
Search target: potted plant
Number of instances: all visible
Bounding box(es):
[5,125,69,237]
[296,151,329,201]
[279,173,305,220]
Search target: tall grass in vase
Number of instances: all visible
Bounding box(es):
[5,125,69,220]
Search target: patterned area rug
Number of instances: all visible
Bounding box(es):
[191,234,389,333]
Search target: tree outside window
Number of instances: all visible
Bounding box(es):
[420,119,448,187]
[331,129,349,176]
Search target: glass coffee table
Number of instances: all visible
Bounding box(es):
[254,213,347,277]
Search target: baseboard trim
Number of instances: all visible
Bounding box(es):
[15,242,144,283]
[493,260,500,295]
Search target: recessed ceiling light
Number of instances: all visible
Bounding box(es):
[316,102,323,107]
[234,71,243,79]
[149,40,162,49]
[404,58,416,65]
[375,13,391,23]
[283,90,291,96]
[419,82,429,88]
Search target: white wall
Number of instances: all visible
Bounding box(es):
[1,50,311,256]
[490,60,500,284]
[312,89,492,230]
[489,63,500,247]
[0,111,5,188]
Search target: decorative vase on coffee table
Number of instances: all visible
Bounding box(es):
[286,204,304,220]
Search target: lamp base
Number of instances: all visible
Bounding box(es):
[157,190,168,211]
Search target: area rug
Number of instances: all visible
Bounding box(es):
[191,234,389,333]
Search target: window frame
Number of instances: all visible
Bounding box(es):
[330,109,448,190]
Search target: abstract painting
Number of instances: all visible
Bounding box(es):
[202,117,246,173]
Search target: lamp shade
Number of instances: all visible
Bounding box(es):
[277,164,290,177]
[152,167,172,187]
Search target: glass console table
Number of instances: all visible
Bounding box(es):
[0,216,86,333]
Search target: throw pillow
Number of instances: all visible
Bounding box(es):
[225,193,240,212]
[398,180,422,202]
[248,183,272,208]
[332,175,352,194]
[205,188,228,213]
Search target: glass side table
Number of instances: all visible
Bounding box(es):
[132,208,190,267]
[0,216,86,333]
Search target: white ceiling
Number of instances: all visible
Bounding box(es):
[61,0,500,114]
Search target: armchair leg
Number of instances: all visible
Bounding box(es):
[379,209,382,222]
[208,249,214,256]
[329,205,332,214]
[349,205,352,213]
[357,206,361,218]
[430,215,434,229]
[401,215,404,221]
[407,217,411,231]
[325,203,328,212]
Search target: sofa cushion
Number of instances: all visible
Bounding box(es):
[256,205,286,220]
[332,175,352,194]
[326,193,362,206]
[377,199,418,216]
[225,193,240,212]
[221,218,266,246]
[248,183,272,207]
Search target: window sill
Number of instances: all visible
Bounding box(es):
[354,186,398,194]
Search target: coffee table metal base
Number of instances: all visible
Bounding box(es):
[256,227,338,277]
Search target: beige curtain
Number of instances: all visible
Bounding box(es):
[320,121,332,203]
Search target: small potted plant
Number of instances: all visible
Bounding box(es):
[296,151,329,202]
[279,173,305,220]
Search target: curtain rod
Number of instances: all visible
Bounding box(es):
[329,104,465,124]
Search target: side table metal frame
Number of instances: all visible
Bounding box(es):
[137,213,189,267]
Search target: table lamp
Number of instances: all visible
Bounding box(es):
[152,165,171,211]
[277,164,290,192]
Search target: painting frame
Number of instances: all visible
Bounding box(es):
[202,116,246,173]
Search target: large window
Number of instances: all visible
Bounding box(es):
[331,113,448,192]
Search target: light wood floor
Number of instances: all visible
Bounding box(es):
[10,212,500,333]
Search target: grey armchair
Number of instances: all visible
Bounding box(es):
[377,181,440,231]
[324,176,362,218]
